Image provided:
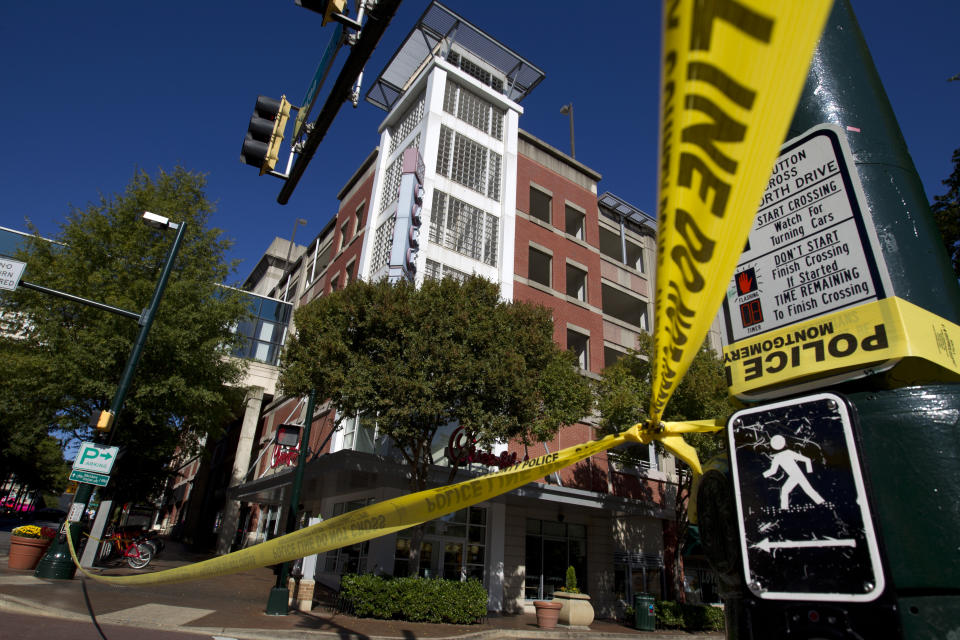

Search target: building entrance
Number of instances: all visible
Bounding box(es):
[525,519,587,600]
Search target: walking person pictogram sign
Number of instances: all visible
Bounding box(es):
[727,392,885,602]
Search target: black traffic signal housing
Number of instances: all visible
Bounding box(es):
[295,0,347,26]
[275,423,302,447]
[240,95,291,175]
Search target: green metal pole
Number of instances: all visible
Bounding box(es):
[106,221,187,439]
[266,389,316,615]
[789,3,960,636]
[35,221,186,579]
[699,2,960,638]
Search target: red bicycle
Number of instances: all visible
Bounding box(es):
[102,529,154,569]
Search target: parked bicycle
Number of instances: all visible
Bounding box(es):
[97,527,159,569]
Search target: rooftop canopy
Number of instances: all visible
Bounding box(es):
[598,192,656,235]
[366,1,545,112]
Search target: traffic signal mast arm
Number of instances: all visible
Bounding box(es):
[278,0,402,204]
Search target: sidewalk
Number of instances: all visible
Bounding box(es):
[0,533,722,640]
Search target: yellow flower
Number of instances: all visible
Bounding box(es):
[12,525,46,539]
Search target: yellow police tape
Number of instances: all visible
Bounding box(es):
[723,296,960,398]
[649,0,832,425]
[68,420,722,586]
[65,0,832,587]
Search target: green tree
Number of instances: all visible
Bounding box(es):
[595,332,733,601]
[931,147,960,278]
[1,167,248,503]
[280,276,593,573]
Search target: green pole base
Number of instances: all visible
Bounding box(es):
[265,586,290,615]
[34,538,79,580]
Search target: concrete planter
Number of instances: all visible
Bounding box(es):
[553,591,595,627]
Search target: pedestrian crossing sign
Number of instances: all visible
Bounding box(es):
[727,392,885,602]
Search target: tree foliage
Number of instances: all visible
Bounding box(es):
[281,276,593,493]
[931,147,960,278]
[595,332,733,600]
[1,167,248,502]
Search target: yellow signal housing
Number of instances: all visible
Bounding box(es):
[94,410,115,433]
[322,0,347,27]
[261,96,291,176]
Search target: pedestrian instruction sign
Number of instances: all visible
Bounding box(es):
[728,392,885,602]
[69,469,110,487]
[72,442,119,475]
[723,124,890,344]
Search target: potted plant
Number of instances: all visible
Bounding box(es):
[8,525,57,570]
[533,599,562,629]
[553,566,595,626]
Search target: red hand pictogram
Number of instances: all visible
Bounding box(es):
[737,271,754,294]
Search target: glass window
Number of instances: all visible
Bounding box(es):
[389,93,425,155]
[370,217,396,276]
[626,240,644,272]
[529,188,552,224]
[528,247,551,288]
[565,205,585,240]
[566,264,587,301]
[323,499,372,574]
[429,189,499,267]
[567,329,589,370]
[355,204,367,235]
[393,506,486,582]
[435,125,501,202]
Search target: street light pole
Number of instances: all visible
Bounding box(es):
[36,214,186,579]
[560,103,575,159]
[266,389,316,615]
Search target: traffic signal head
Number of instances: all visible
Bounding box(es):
[295,0,347,26]
[275,423,302,447]
[90,410,115,433]
[240,95,291,175]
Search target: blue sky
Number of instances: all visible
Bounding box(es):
[2,1,958,284]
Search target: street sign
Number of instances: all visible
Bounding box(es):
[69,469,110,488]
[728,392,885,602]
[293,22,345,141]
[72,441,119,475]
[723,124,891,343]
[0,257,26,291]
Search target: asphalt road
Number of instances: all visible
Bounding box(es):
[4,611,244,640]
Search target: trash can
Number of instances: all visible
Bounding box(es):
[634,593,656,631]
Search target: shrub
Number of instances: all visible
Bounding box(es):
[654,600,725,632]
[655,600,685,629]
[682,603,725,631]
[339,574,487,624]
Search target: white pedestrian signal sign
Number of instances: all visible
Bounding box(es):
[762,434,826,509]
[728,392,885,602]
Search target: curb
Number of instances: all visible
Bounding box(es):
[0,592,712,640]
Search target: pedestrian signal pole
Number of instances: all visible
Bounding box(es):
[696,1,960,638]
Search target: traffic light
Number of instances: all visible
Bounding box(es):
[240,95,291,176]
[275,424,302,447]
[90,410,114,433]
[295,0,347,26]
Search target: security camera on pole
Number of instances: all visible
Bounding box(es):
[695,1,960,638]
